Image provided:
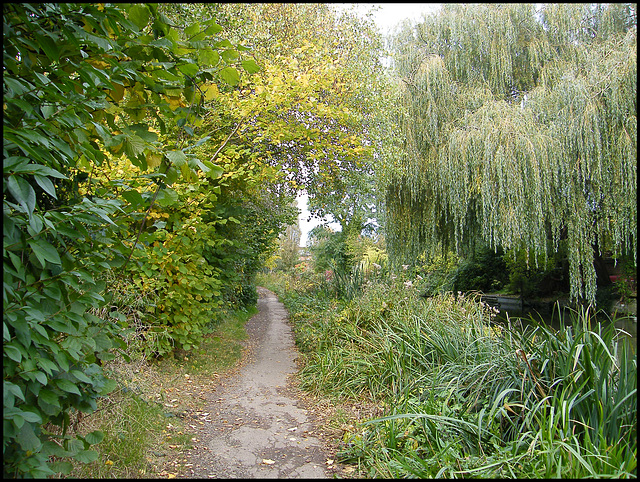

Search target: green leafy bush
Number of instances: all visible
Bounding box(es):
[414,251,460,296]
[452,245,509,293]
[3,3,260,476]
[3,4,141,475]
[308,226,352,274]
[126,226,224,357]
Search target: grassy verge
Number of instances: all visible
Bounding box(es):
[51,306,256,478]
[258,269,637,478]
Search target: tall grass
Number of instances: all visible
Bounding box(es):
[331,261,367,300]
[365,304,636,478]
[263,270,637,478]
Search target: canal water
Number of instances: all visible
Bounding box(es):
[486,295,637,353]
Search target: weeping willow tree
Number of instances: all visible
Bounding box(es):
[384,3,636,304]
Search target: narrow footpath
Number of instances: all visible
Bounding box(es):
[183,287,333,478]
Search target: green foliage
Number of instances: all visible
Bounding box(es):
[414,251,460,297]
[261,269,637,478]
[308,226,351,274]
[275,223,301,272]
[126,220,224,357]
[330,261,367,301]
[307,226,387,300]
[611,256,638,303]
[384,3,637,304]
[204,3,386,232]
[452,245,509,293]
[503,240,570,298]
[197,160,298,307]
[110,145,295,356]
[3,3,261,477]
[54,389,168,478]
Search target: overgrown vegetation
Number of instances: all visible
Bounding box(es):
[4,2,636,478]
[451,245,509,294]
[383,3,637,304]
[3,2,368,476]
[259,265,637,478]
[49,305,255,478]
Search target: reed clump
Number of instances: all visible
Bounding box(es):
[262,271,637,478]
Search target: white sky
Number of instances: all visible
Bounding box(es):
[340,3,442,34]
[297,3,443,247]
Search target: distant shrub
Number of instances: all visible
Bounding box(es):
[453,245,509,292]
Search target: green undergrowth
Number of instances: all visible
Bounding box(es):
[50,306,256,478]
[258,270,637,478]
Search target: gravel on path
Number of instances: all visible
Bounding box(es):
[183,287,336,478]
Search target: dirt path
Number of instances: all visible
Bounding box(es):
[183,287,335,478]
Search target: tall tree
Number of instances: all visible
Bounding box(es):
[384,3,636,303]
[200,3,387,233]
[277,222,302,272]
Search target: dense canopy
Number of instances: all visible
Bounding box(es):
[383,3,637,303]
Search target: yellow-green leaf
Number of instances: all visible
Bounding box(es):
[241,59,260,74]
[203,83,218,101]
[165,150,187,167]
[219,67,240,86]
[128,4,150,30]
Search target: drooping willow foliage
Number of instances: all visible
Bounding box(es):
[384,3,637,303]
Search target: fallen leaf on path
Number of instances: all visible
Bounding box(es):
[262,459,276,465]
